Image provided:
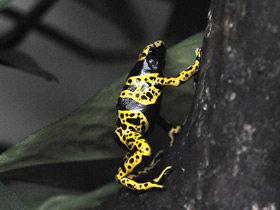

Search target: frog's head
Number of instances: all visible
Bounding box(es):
[138,40,166,73]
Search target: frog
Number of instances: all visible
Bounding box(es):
[114,40,201,190]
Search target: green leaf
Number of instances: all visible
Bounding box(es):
[17,182,120,210]
[0,0,11,9]
[0,182,28,210]
[0,50,59,82]
[0,32,204,187]
[36,182,120,210]
[19,186,82,210]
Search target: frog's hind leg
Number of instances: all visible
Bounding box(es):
[121,150,162,180]
[117,158,172,190]
[157,115,182,146]
[115,134,172,190]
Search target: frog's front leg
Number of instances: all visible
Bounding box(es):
[115,131,172,190]
[157,48,201,87]
[157,115,182,146]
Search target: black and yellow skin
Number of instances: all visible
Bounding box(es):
[114,40,201,190]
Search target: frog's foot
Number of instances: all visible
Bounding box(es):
[195,48,202,61]
[119,166,172,191]
[153,166,172,183]
[168,125,182,146]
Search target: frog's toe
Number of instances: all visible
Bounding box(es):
[153,166,173,183]
[168,125,182,146]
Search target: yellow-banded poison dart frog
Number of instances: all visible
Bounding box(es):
[114,40,201,190]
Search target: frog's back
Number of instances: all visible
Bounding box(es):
[118,76,162,125]
[116,41,166,134]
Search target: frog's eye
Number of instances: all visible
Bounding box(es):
[148,58,157,67]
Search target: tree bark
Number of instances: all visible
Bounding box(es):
[96,0,280,209]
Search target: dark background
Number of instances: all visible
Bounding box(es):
[0,0,209,200]
[0,0,208,145]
